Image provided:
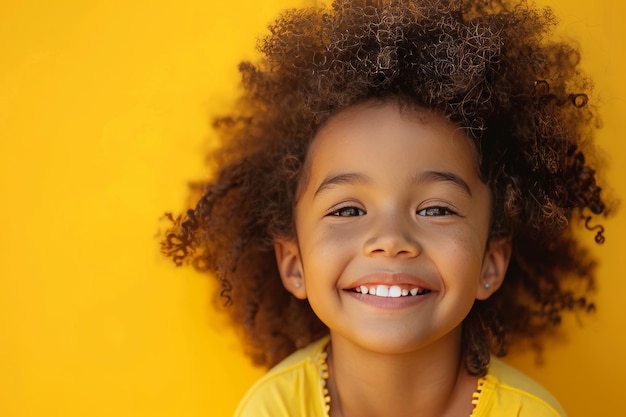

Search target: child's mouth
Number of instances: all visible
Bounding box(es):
[352,285,431,298]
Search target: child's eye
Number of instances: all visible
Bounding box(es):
[328,206,366,217]
[417,206,456,217]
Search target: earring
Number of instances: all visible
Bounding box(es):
[483,282,491,289]
[294,281,302,289]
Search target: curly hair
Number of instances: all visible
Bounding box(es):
[162,0,608,376]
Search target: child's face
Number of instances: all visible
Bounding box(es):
[275,101,510,355]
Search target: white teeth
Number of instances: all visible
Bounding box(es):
[355,285,425,297]
[375,285,389,297]
[388,285,402,298]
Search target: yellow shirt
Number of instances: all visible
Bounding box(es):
[234,337,566,417]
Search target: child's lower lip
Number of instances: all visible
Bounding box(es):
[345,289,433,309]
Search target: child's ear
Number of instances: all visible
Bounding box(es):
[476,237,512,300]
[274,238,307,300]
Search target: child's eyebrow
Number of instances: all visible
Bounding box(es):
[314,172,371,197]
[313,170,472,197]
[411,171,473,197]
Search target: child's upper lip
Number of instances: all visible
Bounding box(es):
[347,272,435,291]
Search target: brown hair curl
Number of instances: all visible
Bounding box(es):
[162,0,608,376]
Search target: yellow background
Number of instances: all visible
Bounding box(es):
[0,1,624,416]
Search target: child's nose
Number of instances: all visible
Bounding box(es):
[362,215,421,258]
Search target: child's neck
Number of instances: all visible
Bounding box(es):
[326,327,478,417]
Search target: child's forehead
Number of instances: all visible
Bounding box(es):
[308,101,471,156]
[303,101,480,176]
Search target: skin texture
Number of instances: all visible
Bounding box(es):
[274,101,511,416]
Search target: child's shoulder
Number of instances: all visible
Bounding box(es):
[474,358,567,417]
[233,336,330,417]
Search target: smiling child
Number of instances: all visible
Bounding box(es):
[162,1,607,416]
